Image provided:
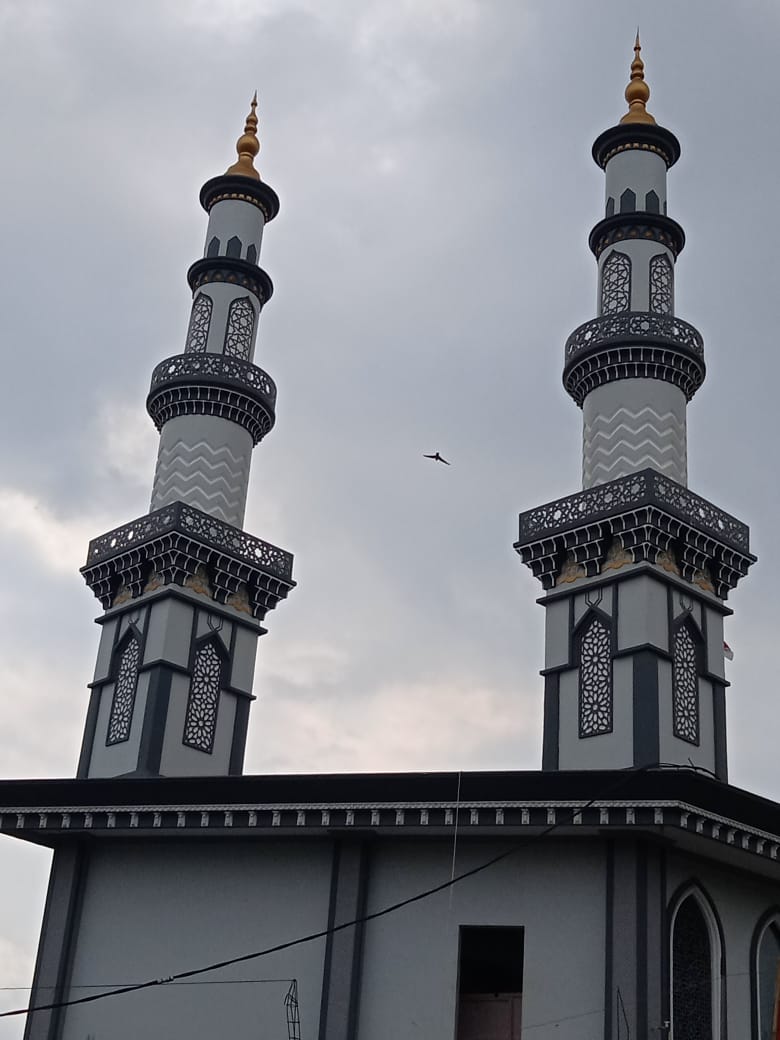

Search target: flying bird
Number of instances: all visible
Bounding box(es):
[423,452,450,466]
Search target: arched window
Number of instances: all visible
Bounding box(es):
[184,292,213,353]
[578,612,613,737]
[752,919,780,1040]
[650,253,674,315]
[645,189,660,213]
[672,618,701,745]
[671,890,721,1040]
[226,235,242,258]
[183,640,223,753]
[246,243,258,265]
[223,296,255,360]
[107,632,140,746]
[605,196,615,218]
[601,250,632,315]
[206,236,220,258]
[619,188,636,213]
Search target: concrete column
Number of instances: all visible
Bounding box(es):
[318,838,371,1040]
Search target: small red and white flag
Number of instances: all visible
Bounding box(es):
[723,641,734,661]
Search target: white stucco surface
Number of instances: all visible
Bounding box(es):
[60,839,332,1040]
[605,149,667,214]
[356,838,607,1040]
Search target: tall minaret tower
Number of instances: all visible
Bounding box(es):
[515,40,755,778]
[78,98,295,778]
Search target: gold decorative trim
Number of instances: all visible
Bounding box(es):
[656,550,681,576]
[184,565,212,598]
[227,583,253,616]
[603,140,670,164]
[693,568,715,594]
[206,191,271,216]
[556,556,587,585]
[620,33,656,126]
[226,93,261,180]
[113,584,133,607]
[602,540,633,573]
[190,267,266,297]
[143,570,163,595]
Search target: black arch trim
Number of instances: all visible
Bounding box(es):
[750,905,780,1040]
[667,879,728,1037]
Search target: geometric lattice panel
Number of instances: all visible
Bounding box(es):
[183,642,222,753]
[649,253,674,315]
[579,614,613,737]
[106,635,140,746]
[672,624,699,744]
[600,250,631,315]
[672,898,713,1040]
[185,292,213,354]
[223,296,255,361]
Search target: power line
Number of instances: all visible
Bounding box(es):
[0,979,296,991]
[0,764,655,1021]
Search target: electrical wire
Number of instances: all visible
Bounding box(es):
[0,763,664,1021]
[0,979,296,991]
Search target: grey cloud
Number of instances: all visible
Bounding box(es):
[0,1,779,1030]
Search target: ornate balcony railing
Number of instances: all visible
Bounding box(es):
[149,353,277,403]
[147,353,277,444]
[85,502,293,579]
[565,312,704,363]
[515,470,755,598]
[518,469,749,552]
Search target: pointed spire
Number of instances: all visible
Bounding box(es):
[226,92,261,180]
[620,31,656,125]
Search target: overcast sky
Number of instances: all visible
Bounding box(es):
[0,0,779,1030]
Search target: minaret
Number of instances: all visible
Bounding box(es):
[515,40,755,778]
[78,98,295,778]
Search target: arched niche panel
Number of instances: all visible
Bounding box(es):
[671,615,704,745]
[575,607,614,738]
[751,908,780,1040]
[668,882,725,1040]
[601,250,632,315]
[106,627,141,746]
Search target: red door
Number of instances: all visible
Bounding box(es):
[456,994,522,1040]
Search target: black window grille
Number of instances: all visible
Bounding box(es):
[578,614,613,737]
[672,897,713,1040]
[184,293,213,353]
[649,253,674,315]
[107,635,140,745]
[673,623,700,744]
[223,296,255,360]
[757,921,780,1040]
[183,641,222,753]
[601,251,631,314]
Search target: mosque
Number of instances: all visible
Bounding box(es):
[2,38,780,1040]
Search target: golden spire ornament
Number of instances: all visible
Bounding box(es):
[226,92,261,180]
[620,32,656,125]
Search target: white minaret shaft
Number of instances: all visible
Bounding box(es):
[149,96,275,527]
[580,38,688,490]
[515,38,757,782]
[80,99,294,780]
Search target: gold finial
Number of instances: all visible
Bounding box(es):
[620,32,656,125]
[226,92,261,180]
